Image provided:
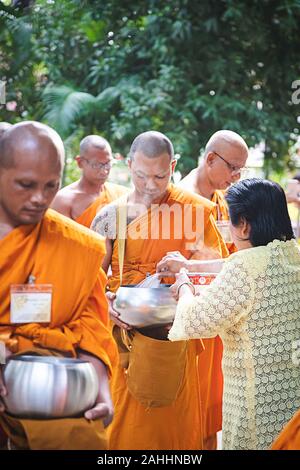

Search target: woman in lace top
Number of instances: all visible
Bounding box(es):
[168,179,300,450]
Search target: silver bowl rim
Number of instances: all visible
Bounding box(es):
[6,355,90,366]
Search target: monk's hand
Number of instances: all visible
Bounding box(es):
[78,350,114,428]
[170,269,195,301]
[106,291,132,330]
[84,401,114,428]
[0,346,11,413]
[157,251,189,278]
[163,323,173,333]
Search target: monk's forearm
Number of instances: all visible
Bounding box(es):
[185,258,225,273]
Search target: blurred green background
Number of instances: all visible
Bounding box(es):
[1,0,300,186]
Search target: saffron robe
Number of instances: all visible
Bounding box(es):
[288,203,300,241]
[0,209,117,449]
[95,184,227,450]
[179,175,232,445]
[211,190,229,220]
[76,182,129,228]
[201,190,234,445]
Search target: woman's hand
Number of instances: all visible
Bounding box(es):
[170,269,195,301]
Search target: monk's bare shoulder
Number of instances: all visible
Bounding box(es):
[91,202,117,239]
[50,182,80,216]
[177,169,197,191]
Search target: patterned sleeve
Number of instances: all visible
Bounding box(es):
[168,256,255,341]
[91,203,117,239]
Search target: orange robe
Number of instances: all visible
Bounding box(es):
[211,190,229,220]
[107,184,227,450]
[0,209,117,449]
[197,189,230,448]
[179,176,233,447]
[271,410,300,450]
[76,182,129,228]
[288,203,300,241]
[211,190,236,254]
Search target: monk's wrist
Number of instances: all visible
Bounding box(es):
[184,259,199,272]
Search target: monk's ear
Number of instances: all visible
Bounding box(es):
[206,151,216,168]
[171,159,177,173]
[127,158,132,170]
[75,155,83,168]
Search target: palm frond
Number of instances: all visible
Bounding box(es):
[42,85,96,136]
[95,86,121,108]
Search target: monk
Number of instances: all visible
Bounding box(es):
[157,130,249,450]
[156,128,249,276]
[179,130,248,250]
[0,121,117,450]
[51,135,128,227]
[271,410,300,450]
[91,130,227,450]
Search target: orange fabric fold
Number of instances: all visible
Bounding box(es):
[1,412,107,450]
[107,184,227,450]
[271,410,300,450]
[211,190,230,221]
[211,190,236,255]
[76,182,129,228]
[197,336,223,441]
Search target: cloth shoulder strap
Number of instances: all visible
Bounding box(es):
[116,195,129,286]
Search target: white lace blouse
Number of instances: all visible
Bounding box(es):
[169,239,300,449]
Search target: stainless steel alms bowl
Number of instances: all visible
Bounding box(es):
[113,285,177,328]
[3,356,99,419]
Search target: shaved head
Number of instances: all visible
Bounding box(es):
[128,131,176,203]
[79,135,111,156]
[0,121,65,169]
[0,121,65,227]
[129,131,174,161]
[201,129,248,191]
[0,122,12,139]
[205,130,248,156]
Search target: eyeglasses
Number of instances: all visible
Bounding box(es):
[81,157,113,171]
[213,151,245,175]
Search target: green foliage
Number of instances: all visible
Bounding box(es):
[43,85,97,138]
[1,0,300,181]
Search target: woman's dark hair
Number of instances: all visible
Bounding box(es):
[225,178,295,246]
[293,173,300,183]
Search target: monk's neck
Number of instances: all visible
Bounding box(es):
[128,189,168,209]
[78,177,105,196]
[195,167,215,200]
